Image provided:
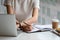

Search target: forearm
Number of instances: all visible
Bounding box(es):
[24,8,39,25]
[25,17,37,25]
[5,5,14,14]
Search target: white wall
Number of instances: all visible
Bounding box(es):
[0,0,7,14]
[38,0,60,25]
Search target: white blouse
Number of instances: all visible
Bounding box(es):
[4,0,40,22]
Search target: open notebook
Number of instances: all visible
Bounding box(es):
[27,25,52,33]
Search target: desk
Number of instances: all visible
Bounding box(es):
[0,25,60,40]
[0,31,60,40]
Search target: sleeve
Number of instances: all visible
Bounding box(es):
[33,0,40,9]
[4,0,12,6]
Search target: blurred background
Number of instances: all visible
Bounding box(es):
[0,0,60,25]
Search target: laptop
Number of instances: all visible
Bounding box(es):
[0,14,20,37]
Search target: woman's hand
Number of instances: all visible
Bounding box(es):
[20,22,33,32]
[22,25,32,32]
[16,20,20,29]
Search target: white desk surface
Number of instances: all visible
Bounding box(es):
[0,31,60,40]
[0,25,60,40]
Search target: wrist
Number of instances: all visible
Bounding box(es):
[23,21,31,26]
[20,22,26,27]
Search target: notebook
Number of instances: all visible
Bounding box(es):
[27,25,52,33]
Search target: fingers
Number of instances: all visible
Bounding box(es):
[16,20,20,24]
[20,22,32,32]
[16,20,20,29]
[16,24,20,29]
[22,26,33,32]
